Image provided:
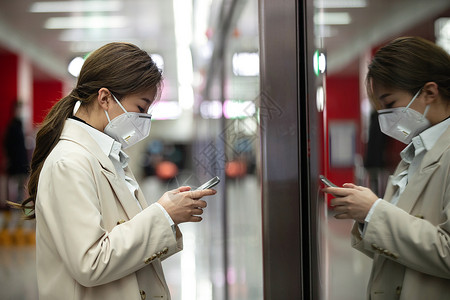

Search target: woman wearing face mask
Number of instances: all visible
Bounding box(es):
[323,36,450,300]
[17,43,216,300]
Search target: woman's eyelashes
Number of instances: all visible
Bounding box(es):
[385,101,395,109]
[138,106,145,113]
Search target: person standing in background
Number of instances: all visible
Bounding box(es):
[323,37,450,300]
[2,100,30,245]
[363,110,388,195]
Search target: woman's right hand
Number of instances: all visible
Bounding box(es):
[157,186,216,224]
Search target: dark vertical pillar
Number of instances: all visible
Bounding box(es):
[258,0,309,299]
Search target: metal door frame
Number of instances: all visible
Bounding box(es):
[258,0,314,299]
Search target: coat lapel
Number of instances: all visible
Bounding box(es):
[395,163,439,213]
[122,170,169,289]
[101,168,143,219]
[395,126,450,213]
[60,120,142,219]
[60,120,116,174]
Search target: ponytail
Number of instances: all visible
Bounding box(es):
[10,42,162,219]
[13,95,77,219]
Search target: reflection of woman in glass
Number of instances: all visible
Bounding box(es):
[16,43,215,300]
[323,37,450,299]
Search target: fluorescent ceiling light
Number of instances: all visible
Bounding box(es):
[173,0,194,110]
[68,56,84,77]
[223,100,256,119]
[437,39,450,54]
[435,18,450,39]
[45,16,128,29]
[314,12,351,25]
[316,86,325,112]
[200,100,222,119]
[30,1,123,13]
[314,0,367,8]
[232,52,259,76]
[435,18,450,55]
[151,54,165,72]
[151,101,182,120]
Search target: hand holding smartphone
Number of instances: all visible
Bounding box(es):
[195,176,220,191]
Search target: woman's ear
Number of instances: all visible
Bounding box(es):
[422,82,439,104]
[97,88,112,110]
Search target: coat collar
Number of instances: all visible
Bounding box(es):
[60,120,148,219]
[387,126,450,213]
[60,120,116,174]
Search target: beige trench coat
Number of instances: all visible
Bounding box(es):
[352,126,450,300]
[35,120,183,300]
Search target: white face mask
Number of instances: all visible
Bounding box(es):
[104,94,152,149]
[378,89,430,144]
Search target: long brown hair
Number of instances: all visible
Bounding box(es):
[366,36,450,109]
[16,42,162,219]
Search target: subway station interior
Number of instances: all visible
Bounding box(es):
[0,0,449,299]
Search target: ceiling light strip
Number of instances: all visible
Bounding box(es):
[314,12,351,25]
[30,1,123,13]
[314,0,367,9]
[45,16,128,29]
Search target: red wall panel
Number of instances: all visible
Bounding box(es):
[33,80,63,126]
[324,75,361,188]
[0,52,19,173]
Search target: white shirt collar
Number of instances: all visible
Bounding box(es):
[400,117,450,163]
[67,118,129,167]
[418,117,450,151]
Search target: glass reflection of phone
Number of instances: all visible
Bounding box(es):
[195,176,220,190]
[319,175,337,187]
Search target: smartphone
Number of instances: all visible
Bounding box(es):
[319,175,337,187]
[195,176,220,190]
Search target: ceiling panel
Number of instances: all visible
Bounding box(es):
[0,0,449,80]
[0,0,176,81]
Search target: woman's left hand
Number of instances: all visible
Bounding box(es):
[157,186,216,225]
[322,183,379,223]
